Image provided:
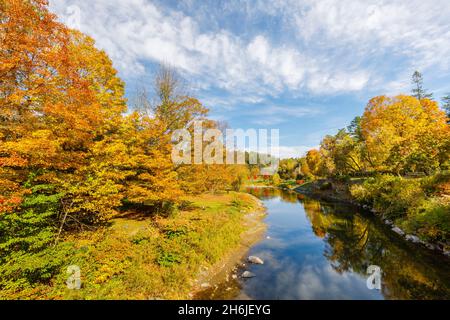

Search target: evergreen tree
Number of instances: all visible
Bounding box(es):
[411,71,433,100]
[442,94,450,119]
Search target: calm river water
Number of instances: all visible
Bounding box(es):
[197,187,450,300]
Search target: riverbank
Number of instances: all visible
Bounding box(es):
[1,192,266,300]
[294,175,450,257]
[192,196,267,298]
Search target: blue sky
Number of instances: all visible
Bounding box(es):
[50,0,450,158]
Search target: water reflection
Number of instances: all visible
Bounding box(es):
[198,187,450,300]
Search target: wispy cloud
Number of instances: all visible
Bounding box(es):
[246,105,323,126]
[49,0,392,98]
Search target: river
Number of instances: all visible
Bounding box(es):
[196,187,450,300]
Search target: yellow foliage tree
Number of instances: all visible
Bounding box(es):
[361,95,449,174]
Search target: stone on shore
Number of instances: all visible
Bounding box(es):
[248,256,264,265]
[242,271,256,278]
[391,226,405,236]
[405,234,420,243]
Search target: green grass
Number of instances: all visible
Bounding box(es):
[1,192,261,300]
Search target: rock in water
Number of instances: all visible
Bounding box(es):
[242,271,256,278]
[391,226,405,236]
[248,256,264,265]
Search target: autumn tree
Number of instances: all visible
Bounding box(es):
[278,158,301,180]
[152,65,208,134]
[144,66,246,195]
[305,149,323,177]
[361,95,449,174]
[299,157,312,179]
[0,0,127,288]
[319,127,368,177]
[1,0,68,215]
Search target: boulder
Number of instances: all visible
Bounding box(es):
[248,256,264,265]
[384,220,393,226]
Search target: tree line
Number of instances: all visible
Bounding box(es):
[278,71,450,180]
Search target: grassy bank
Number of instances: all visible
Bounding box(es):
[1,192,265,300]
[350,173,449,245]
[295,173,450,251]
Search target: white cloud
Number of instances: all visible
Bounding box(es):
[291,0,450,71]
[49,0,382,99]
[199,0,450,94]
[307,71,370,93]
[247,105,323,126]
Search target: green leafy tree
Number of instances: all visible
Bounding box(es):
[0,173,68,290]
[347,116,363,141]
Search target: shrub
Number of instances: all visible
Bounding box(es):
[349,175,425,219]
[0,242,75,292]
[421,171,450,196]
[157,251,182,267]
[401,198,450,243]
[350,183,372,204]
[0,181,66,291]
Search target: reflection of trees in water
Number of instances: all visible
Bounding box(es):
[300,197,450,299]
[245,187,302,203]
[245,187,450,299]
